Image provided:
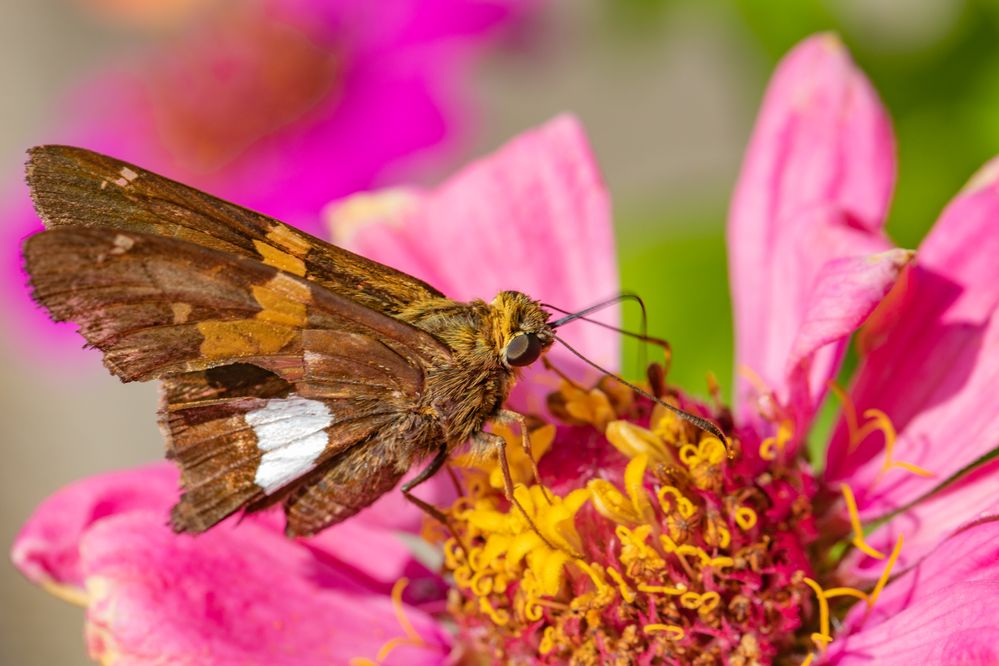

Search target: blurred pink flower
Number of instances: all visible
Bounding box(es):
[14,36,999,664]
[4,0,535,361]
[12,115,619,665]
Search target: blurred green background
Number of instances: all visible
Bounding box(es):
[4,1,999,663]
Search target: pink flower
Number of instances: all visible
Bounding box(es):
[12,115,619,665]
[14,36,999,664]
[375,36,998,663]
[3,0,535,363]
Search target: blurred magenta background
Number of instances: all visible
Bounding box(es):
[4,1,999,663]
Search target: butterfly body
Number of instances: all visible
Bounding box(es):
[23,146,554,537]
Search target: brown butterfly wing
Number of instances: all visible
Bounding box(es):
[26,145,443,314]
[25,227,448,533]
[23,227,447,382]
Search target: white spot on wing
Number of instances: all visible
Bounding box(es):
[110,234,134,254]
[114,166,139,188]
[247,395,333,494]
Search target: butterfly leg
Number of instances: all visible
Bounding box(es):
[473,430,556,550]
[493,409,549,501]
[401,445,468,555]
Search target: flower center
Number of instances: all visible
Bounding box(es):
[435,371,828,665]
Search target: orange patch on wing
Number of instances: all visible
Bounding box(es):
[253,239,306,276]
[252,273,310,327]
[197,273,310,358]
[265,224,312,257]
[198,319,297,357]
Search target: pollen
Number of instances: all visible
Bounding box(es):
[435,369,827,664]
[433,368,921,664]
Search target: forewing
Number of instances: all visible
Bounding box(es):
[26,145,443,313]
[24,227,448,382]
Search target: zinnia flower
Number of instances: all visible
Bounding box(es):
[14,34,999,665]
[3,0,535,361]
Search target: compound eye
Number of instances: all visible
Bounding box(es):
[505,332,544,367]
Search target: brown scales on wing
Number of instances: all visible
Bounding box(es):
[23,146,561,538]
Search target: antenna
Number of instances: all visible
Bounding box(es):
[553,334,728,448]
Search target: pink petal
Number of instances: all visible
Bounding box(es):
[11,464,436,599]
[832,582,999,665]
[784,243,912,432]
[296,516,449,604]
[328,114,620,414]
[80,513,450,665]
[831,519,999,665]
[728,34,896,430]
[11,463,177,594]
[826,157,999,518]
[839,457,999,580]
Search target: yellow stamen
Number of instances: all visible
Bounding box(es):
[735,506,758,530]
[624,454,655,522]
[739,364,775,400]
[589,479,641,525]
[829,385,935,484]
[865,409,934,481]
[643,624,685,639]
[679,443,699,466]
[840,484,886,560]
[822,587,869,603]
[606,420,676,464]
[759,420,793,460]
[810,632,833,653]
[657,486,696,518]
[801,535,904,664]
[699,591,721,614]
[390,578,423,644]
[40,580,89,607]
[828,383,864,453]
[575,560,611,594]
[348,578,427,666]
[679,591,719,611]
[606,567,637,603]
[868,535,904,608]
[539,626,557,655]
[479,595,510,626]
[637,584,685,595]
[376,637,425,663]
[616,524,666,576]
[803,577,831,652]
[562,384,617,430]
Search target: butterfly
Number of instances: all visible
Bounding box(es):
[22,146,724,538]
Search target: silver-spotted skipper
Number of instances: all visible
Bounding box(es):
[22,146,723,537]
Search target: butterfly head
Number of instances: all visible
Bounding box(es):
[490,291,554,369]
